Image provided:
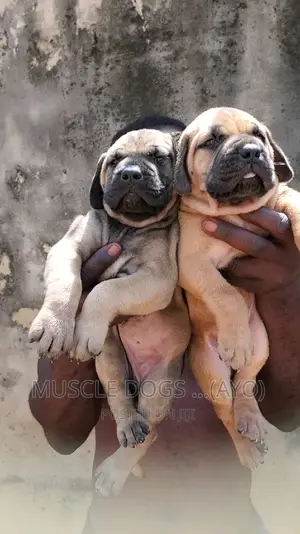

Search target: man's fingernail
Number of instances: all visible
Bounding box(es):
[202,219,217,233]
[108,244,121,256]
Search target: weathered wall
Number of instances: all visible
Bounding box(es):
[1,0,300,531]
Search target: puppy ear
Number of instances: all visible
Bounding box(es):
[89,153,106,210]
[173,133,192,195]
[171,131,182,150]
[265,129,294,184]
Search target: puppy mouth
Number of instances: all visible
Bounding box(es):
[104,175,173,220]
[207,168,274,206]
[114,192,165,221]
[218,173,265,205]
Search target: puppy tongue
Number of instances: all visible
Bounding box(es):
[244,172,256,179]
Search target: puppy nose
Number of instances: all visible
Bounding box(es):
[240,143,262,161]
[121,166,142,181]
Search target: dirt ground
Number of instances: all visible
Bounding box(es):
[1,481,91,534]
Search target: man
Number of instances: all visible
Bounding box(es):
[29,115,300,533]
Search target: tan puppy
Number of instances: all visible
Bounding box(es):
[175,107,300,468]
[29,129,191,495]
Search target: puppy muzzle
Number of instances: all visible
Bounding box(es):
[104,164,172,213]
[206,138,276,204]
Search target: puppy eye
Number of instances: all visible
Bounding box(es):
[152,153,170,163]
[199,138,215,149]
[198,135,225,150]
[109,155,123,166]
[252,127,266,143]
[254,132,266,143]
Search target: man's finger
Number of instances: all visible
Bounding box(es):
[222,257,268,280]
[81,244,122,290]
[202,219,279,260]
[222,274,265,294]
[241,208,291,242]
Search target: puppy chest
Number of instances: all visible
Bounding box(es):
[98,226,168,281]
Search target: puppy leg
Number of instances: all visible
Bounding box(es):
[180,256,252,370]
[233,307,269,451]
[189,335,265,470]
[276,186,300,250]
[95,328,150,448]
[95,431,157,497]
[29,213,103,357]
[95,356,184,497]
[73,267,176,361]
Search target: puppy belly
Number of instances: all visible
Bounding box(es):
[118,315,173,383]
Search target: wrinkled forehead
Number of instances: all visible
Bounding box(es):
[191,107,264,137]
[108,129,173,156]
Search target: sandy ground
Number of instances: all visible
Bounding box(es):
[1,422,300,534]
[251,423,300,534]
[1,364,300,534]
[1,481,91,534]
[0,399,95,534]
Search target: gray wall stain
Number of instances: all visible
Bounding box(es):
[0,368,22,389]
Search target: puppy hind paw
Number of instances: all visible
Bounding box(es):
[234,397,268,444]
[236,414,267,445]
[117,413,150,448]
[95,457,131,497]
[236,439,267,470]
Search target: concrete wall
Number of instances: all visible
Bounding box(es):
[1,0,300,531]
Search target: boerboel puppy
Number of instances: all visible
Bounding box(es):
[175,107,300,469]
[29,129,191,495]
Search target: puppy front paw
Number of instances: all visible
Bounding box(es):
[28,307,75,356]
[71,317,109,361]
[218,320,253,370]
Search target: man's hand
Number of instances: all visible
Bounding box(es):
[81,243,121,290]
[78,244,121,312]
[202,208,300,296]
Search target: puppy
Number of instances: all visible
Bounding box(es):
[175,107,300,468]
[29,128,190,495]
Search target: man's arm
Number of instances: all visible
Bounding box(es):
[202,208,300,430]
[29,243,122,454]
